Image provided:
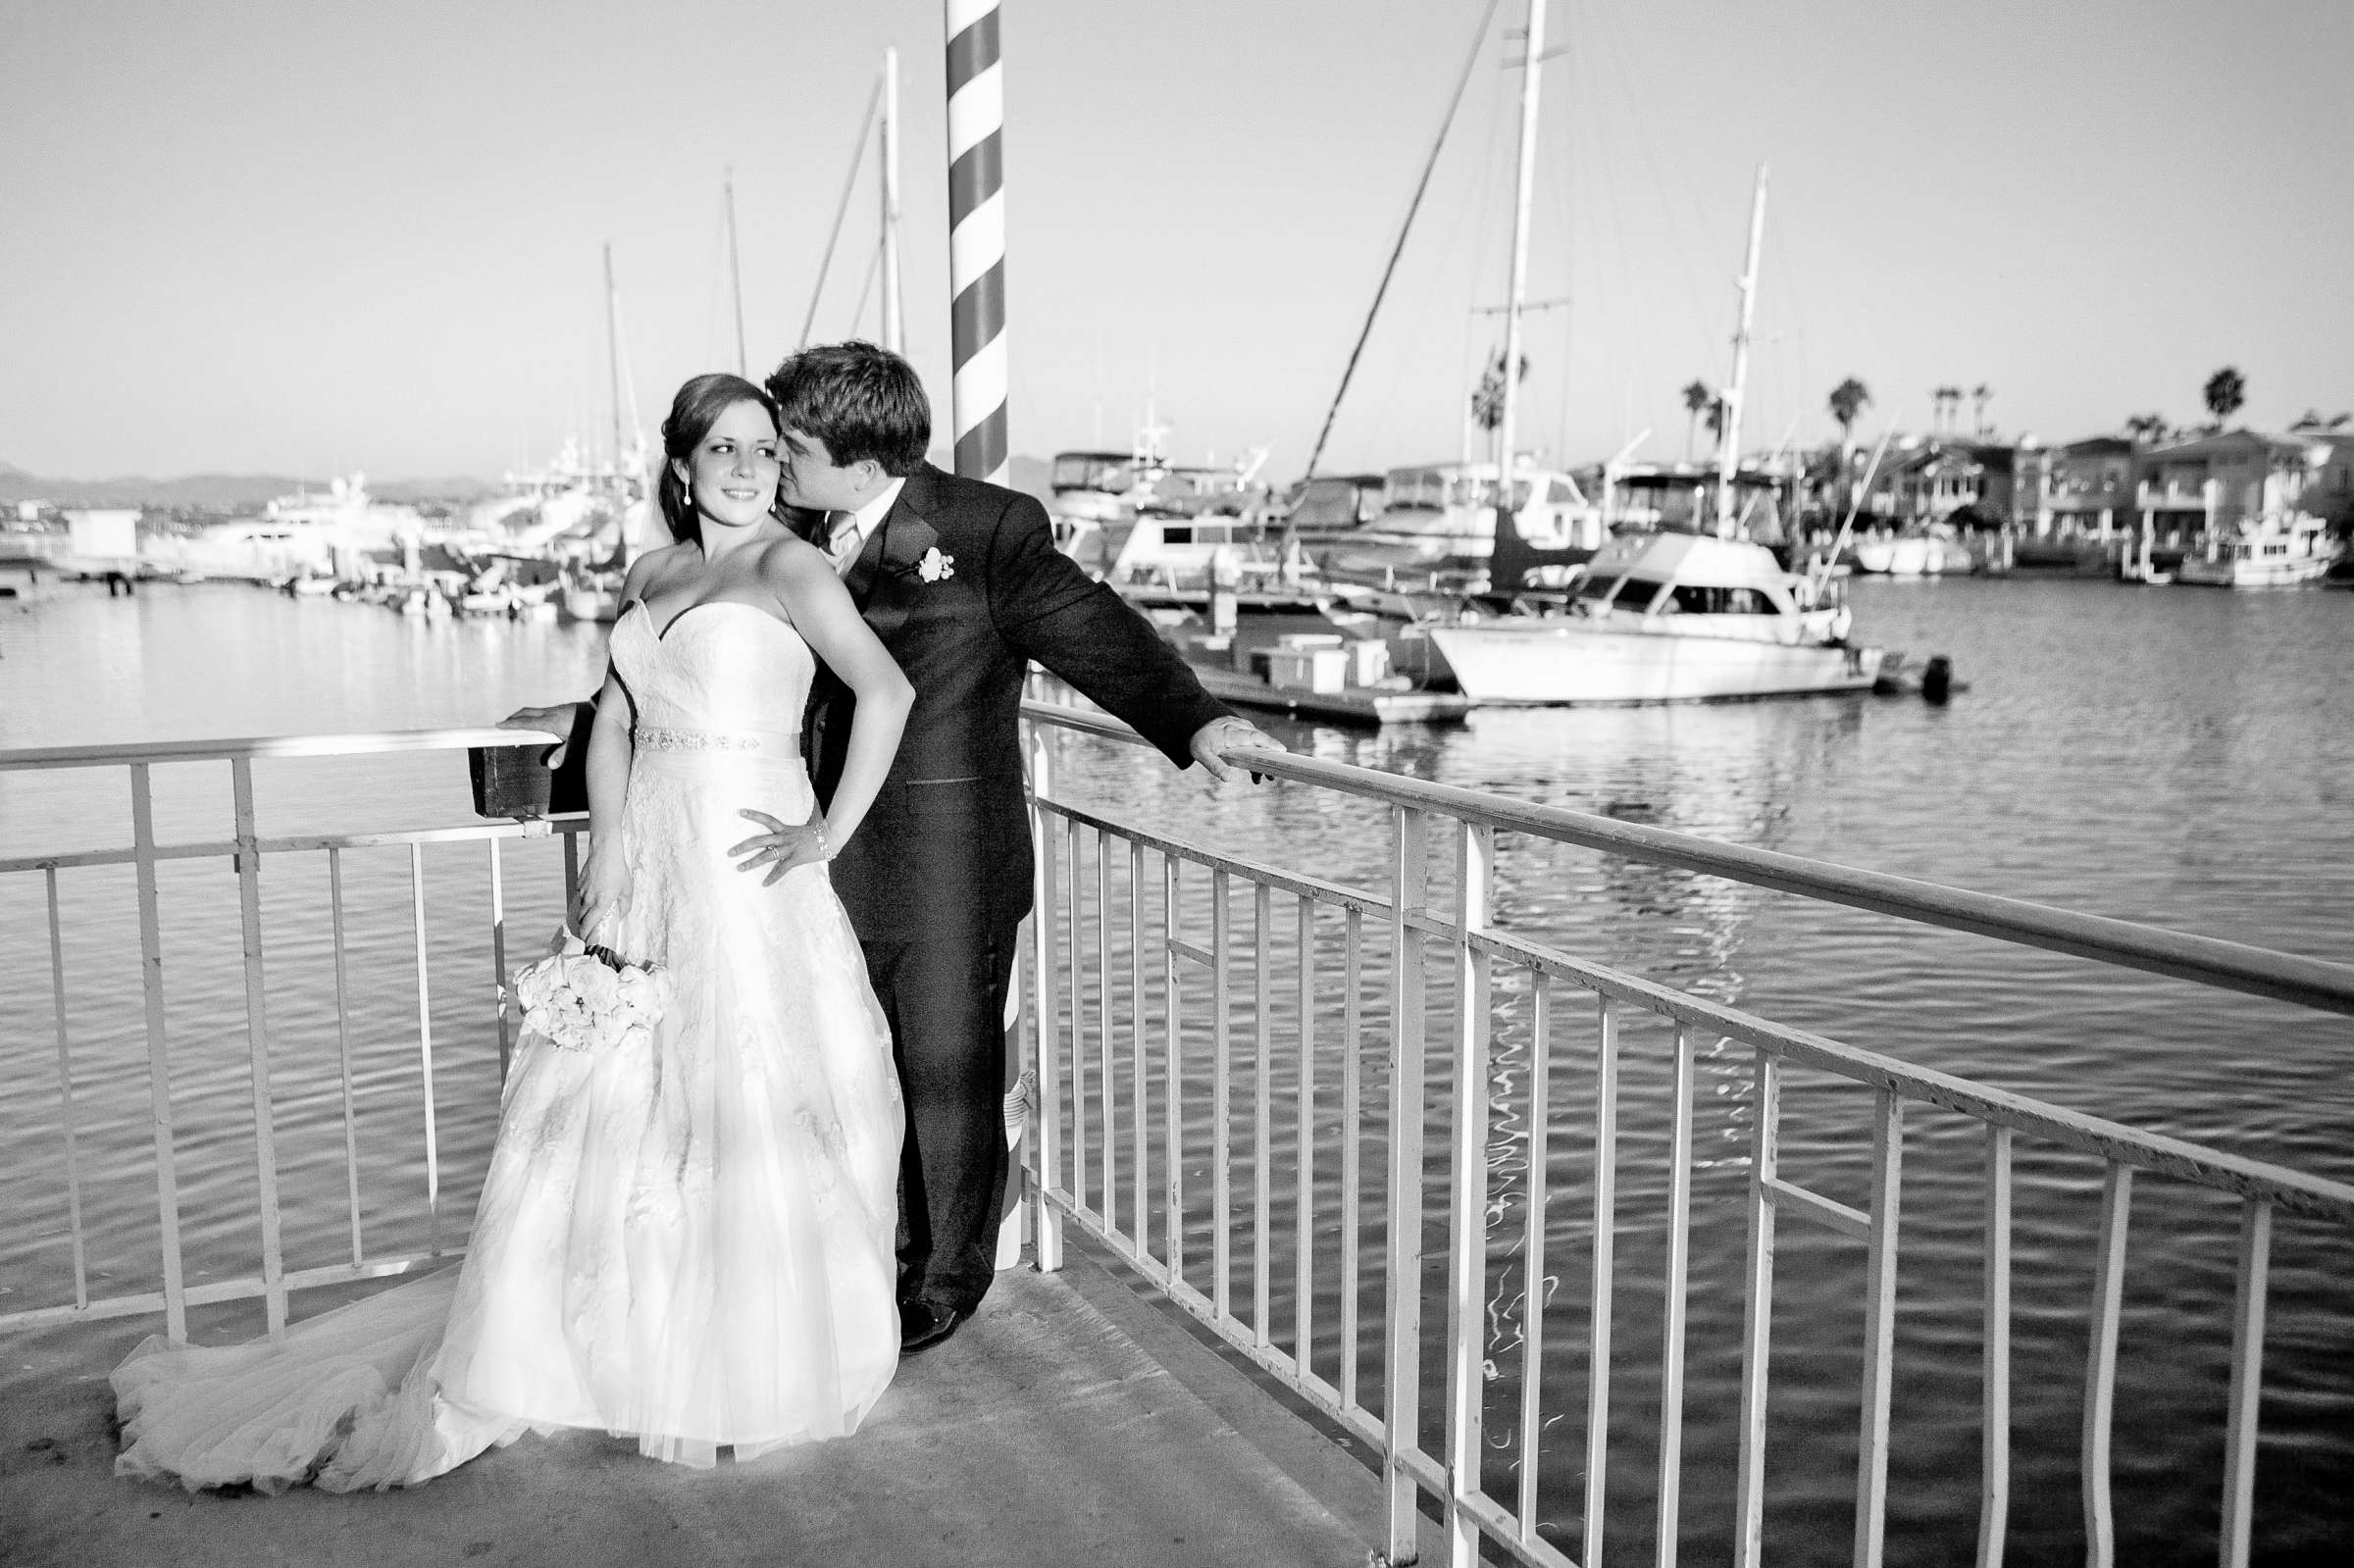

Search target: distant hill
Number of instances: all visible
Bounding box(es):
[0,464,495,508]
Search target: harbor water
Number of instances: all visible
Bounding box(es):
[2,577,2349,1560]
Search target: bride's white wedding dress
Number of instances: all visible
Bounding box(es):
[113,600,904,1490]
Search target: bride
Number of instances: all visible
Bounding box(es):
[111,373,916,1490]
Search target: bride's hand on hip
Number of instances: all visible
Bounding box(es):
[572,845,630,936]
[730,807,831,885]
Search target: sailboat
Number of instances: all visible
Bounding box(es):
[1422,4,1883,703]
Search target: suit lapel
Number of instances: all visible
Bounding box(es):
[853,470,947,641]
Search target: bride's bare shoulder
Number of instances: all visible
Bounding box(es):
[754,532,834,588]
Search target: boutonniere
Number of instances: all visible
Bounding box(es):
[915,546,956,582]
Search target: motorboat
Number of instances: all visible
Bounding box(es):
[1427,531,1883,704]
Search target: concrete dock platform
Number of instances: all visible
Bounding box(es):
[1,1245,1411,1568]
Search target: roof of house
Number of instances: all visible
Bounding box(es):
[2148,429,2328,465]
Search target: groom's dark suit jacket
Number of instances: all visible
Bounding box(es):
[801,462,1232,938]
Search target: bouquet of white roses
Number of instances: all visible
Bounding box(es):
[511,927,671,1053]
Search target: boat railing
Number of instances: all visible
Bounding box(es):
[1010,701,2354,1568]
[4,720,2351,1566]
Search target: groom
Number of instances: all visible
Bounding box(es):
[510,343,1282,1354]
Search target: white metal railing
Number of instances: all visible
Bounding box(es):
[7,721,2353,1566]
[0,729,573,1341]
[1012,701,2354,1568]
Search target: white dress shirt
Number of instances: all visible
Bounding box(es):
[827,477,907,577]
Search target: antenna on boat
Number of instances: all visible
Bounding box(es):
[880,45,904,354]
[1491,0,1547,557]
[723,170,748,376]
[1714,164,1768,538]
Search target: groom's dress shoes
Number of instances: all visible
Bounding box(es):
[899,1300,965,1354]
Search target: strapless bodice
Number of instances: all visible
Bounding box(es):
[611,599,812,749]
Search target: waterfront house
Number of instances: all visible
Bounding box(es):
[2138,429,2339,585]
[1849,437,1985,525]
[2045,435,2140,539]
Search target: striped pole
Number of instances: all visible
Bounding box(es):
[945,0,1008,483]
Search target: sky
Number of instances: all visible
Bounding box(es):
[3,0,2350,484]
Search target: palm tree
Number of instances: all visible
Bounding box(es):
[2123,413,2169,445]
[1681,379,1713,462]
[1827,377,1870,448]
[2203,366,2246,428]
[1933,384,1965,437]
[1971,382,1993,437]
[1704,392,1728,452]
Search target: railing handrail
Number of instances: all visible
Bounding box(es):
[1033,789,2354,1224]
[1021,700,2354,1019]
[0,726,561,772]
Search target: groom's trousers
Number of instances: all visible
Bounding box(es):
[859,912,1022,1317]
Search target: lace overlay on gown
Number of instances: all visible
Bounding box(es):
[113,601,904,1490]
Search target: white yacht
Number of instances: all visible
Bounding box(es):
[1293,459,1604,585]
[1428,531,1882,704]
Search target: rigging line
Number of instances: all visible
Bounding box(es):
[847,232,887,343]
[1302,0,1502,480]
[797,74,886,353]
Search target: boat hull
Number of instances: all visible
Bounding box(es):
[1429,622,1882,704]
[2173,554,2333,588]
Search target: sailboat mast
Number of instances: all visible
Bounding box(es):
[603,242,625,481]
[1714,163,1768,536]
[880,45,904,354]
[1493,0,1547,551]
[724,169,748,376]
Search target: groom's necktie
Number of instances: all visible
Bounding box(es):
[825,511,863,576]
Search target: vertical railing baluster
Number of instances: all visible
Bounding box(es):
[1130,838,1149,1250]
[1254,880,1273,1346]
[2218,1195,2272,1568]
[2080,1162,2133,1568]
[1097,825,1114,1232]
[1212,867,1234,1321]
[410,842,441,1254]
[561,828,580,909]
[1385,807,1432,1563]
[129,764,187,1342]
[230,758,287,1336]
[1656,1023,1697,1568]
[1585,992,1620,1568]
[1855,1087,1906,1568]
[1066,817,1087,1223]
[1977,1124,2014,1568]
[488,837,512,1079]
[1030,730,1065,1273]
[1341,905,1364,1415]
[329,847,363,1268]
[1515,976,1554,1541]
[1733,1048,1782,1567]
[1444,821,1495,1567]
[44,868,89,1309]
[1296,894,1315,1370]
[1164,855,1184,1284]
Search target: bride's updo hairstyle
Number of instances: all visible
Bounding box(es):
[658,373,782,547]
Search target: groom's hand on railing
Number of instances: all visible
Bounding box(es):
[731,808,833,885]
[499,702,588,769]
[1190,714,1287,788]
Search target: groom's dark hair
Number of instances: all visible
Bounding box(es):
[765,340,930,477]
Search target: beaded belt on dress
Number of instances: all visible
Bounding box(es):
[636,726,797,753]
